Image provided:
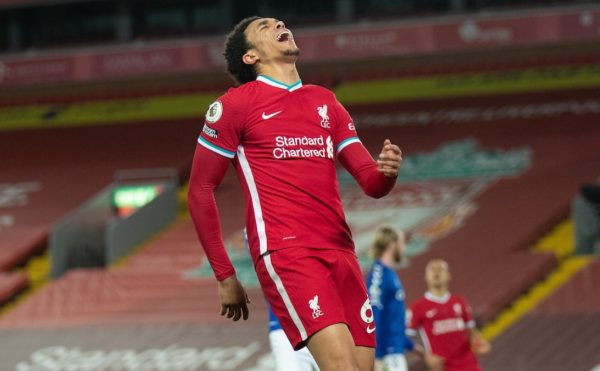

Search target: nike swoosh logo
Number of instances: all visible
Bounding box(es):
[366,325,376,334]
[262,111,282,120]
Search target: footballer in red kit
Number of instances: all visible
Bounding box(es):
[187,16,403,371]
[199,77,362,264]
[407,260,491,371]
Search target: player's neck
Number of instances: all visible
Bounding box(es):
[428,287,448,297]
[257,62,300,86]
[380,251,396,269]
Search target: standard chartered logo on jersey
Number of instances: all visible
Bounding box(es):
[273,135,334,160]
[432,318,467,335]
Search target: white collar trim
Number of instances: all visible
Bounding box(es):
[425,291,451,304]
[257,75,303,92]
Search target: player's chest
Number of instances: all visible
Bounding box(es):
[244,93,335,142]
[424,301,464,321]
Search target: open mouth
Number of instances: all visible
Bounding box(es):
[276,30,293,42]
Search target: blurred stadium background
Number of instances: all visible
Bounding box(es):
[1,0,600,370]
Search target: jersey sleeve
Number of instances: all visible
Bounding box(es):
[187,144,236,281]
[367,266,386,359]
[406,303,421,336]
[331,97,361,155]
[198,92,246,159]
[367,269,385,330]
[367,270,385,311]
[461,297,476,329]
[338,140,396,199]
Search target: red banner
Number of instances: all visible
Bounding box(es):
[0,57,73,85]
[93,48,186,78]
[0,6,599,86]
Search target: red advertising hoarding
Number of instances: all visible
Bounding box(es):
[0,57,73,85]
[0,6,599,86]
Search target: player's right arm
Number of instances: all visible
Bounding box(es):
[407,304,445,370]
[188,145,249,321]
[188,93,249,321]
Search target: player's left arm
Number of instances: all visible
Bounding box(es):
[405,309,425,358]
[332,99,402,198]
[188,145,250,321]
[461,298,491,354]
[468,328,491,355]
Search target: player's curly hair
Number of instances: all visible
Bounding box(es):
[224,16,261,85]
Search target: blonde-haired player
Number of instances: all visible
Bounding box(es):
[365,227,415,371]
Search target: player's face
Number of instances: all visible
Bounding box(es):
[393,234,406,263]
[244,18,299,62]
[425,260,450,289]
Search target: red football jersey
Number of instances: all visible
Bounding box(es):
[407,292,480,371]
[198,75,361,264]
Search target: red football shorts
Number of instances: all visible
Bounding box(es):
[255,247,376,350]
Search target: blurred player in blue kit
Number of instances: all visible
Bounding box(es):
[366,227,418,371]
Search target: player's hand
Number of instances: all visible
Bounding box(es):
[472,336,491,355]
[412,344,427,359]
[377,139,402,178]
[424,352,445,371]
[217,275,250,321]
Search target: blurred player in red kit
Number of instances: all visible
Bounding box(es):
[407,260,491,371]
[187,16,403,371]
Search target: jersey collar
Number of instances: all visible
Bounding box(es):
[257,75,303,92]
[425,291,451,304]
